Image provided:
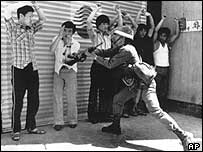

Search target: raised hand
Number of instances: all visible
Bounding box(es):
[114,5,121,13]
[141,8,146,14]
[162,15,167,20]
[96,3,101,8]
[31,1,36,4]
[31,1,40,10]
[145,12,151,17]
[121,10,128,16]
[59,25,65,39]
[174,18,178,22]
[96,3,102,11]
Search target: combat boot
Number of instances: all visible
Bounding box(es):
[173,129,194,151]
[181,131,194,151]
[101,115,121,135]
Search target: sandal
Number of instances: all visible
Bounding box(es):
[11,132,20,141]
[27,128,46,134]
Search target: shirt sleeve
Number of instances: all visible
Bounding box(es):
[96,50,132,69]
[87,27,96,44]
[73,41,80,53]
[4,17,15,38]
[32,20,44,34]
[50,36,60,53]
[94,46,120,58]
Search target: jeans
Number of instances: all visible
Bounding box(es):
[155,66,169,110]
[11,63,39,133]
[113,79,183,132]
[53,67,78,125]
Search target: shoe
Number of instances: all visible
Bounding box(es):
[163,108,170,113]
[53,125,63,131]
[122,113,130,118]
[181,131,194,151]
[99,117,113,123]
[27,128,46,134]
[11,132,20,141]
[101,124,121,135]
[129,111,139,116]
[68,124,77,128]
[89,119,99,124]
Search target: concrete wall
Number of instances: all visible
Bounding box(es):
[162,1,202,105]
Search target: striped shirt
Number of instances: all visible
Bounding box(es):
[87,28,111,50]
[94,30,111,50]
[5,17,43,70]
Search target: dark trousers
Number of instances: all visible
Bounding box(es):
[88,61,113,120]
[11,63,39,133]
[154,66,169,111]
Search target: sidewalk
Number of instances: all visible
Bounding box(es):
[1,112,202,151]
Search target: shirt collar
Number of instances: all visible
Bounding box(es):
[95,29,109,36]
[17,23,32,30]
[62,37,75,47]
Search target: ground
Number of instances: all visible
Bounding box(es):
[1,112,202,151]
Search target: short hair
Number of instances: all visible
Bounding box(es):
[136,24,149,33]
[17,5,34,19]
[124,37,134,46]
[158,27,171,38]
[61,21,76,34]
[96,15,110,29]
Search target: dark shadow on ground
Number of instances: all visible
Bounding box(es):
[1,113,202,151]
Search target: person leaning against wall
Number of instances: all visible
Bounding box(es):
[4,1,46,141]
[152,15,180,112]
[86,3,123,124]
[50,21,80,131]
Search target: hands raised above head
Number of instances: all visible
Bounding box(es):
[58,25,65,38]
[114,5,121,13]
[96,3,101,8]
[174,17,179,23]
[145,12,151,17]
[31,1,36,4]
[31,1,39,8]
[162,15,167,20]
[121,10,127,15]
[95,3,102,11]
[140,8,152,17]
[139,8,146,14]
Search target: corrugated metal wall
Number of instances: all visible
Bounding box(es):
[1,1,147,132]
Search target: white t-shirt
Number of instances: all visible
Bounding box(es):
[153,42,170,67]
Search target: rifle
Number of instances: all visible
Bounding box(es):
[64,42,103,65]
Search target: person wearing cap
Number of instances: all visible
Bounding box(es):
[86,4,123,123]
[4,1,46,141]
[50,21,80,131]
[86,25,194,151]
